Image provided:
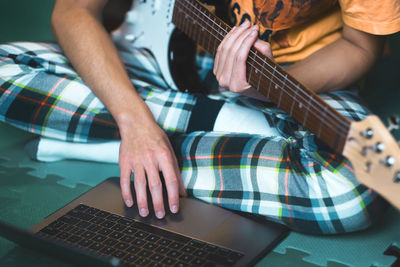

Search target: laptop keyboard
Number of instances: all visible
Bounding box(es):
[36,204,244,267]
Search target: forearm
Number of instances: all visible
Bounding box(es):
[285,25,386,93]
[51,1,154,132]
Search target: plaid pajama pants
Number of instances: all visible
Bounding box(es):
[0,42,387,234]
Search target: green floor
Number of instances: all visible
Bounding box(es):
[1,1,400,266]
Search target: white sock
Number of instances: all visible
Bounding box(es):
[25,138,120,163]
[213,102,279,136]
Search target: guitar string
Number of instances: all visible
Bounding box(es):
[176,0,350,133]
[175,0,351,137]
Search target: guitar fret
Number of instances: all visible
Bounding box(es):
[302,97,311,127]
[247,52,256,85]
[256,59,266,91]
[317,106,328,139]
[277,74,287,108]
[289,84,299,117]
[267,66,276,100]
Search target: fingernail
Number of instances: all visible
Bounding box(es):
[156,211,165,219]
[171,205,178,213]
[251,30,258,36]
[125,199,133,207]
[251,25,258,30]
[240,20,250,28]
[139,208,148,217]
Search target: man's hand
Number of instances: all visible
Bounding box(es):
[213,20,273,95]
[118,116,187,219]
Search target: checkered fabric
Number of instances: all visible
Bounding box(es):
[0,42,387,234]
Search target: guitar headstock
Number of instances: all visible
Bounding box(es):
[343,115,400,210]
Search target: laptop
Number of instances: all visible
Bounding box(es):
[0,177,289,266]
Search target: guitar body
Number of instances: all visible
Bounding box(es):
[112,0,204,92]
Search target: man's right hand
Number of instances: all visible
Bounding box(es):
[118,114,187,219]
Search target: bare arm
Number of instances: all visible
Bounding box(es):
[52,0,186,218]
[214,22,385,98]
[285,24,385,93]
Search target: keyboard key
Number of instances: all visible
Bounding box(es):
[194,250,208,257]
[40,226,59,236]
[146,234,160,243]
[133,239,145,247]
[151,254,164,262]
[93,234,106,242]
[168,250,182,258]
[59,215,79,225]
[66,235,81,244]
[138,249,153,258]
[81,231,95,239]
[169,242,184,250]
[101,221,115,228]
[191,258,206,265]
[104,238,118,246]
[89,242,104,251]
[76,204,89,211]
[90,217,105,225]
[115,242,129,250]
[175,262,190,267]
[87,207,100,215]
[96,210,110,217]
[135,257,150,265]
[123,254,139,264]
[159,238,172,246]
[118,217,133,226]
[121,235,134,243]
[98,228,112,235]
[113,251,126,259]
[78,239,93,247]
[162,257,176,265]
[134,230,149,239]
[182,246,196,254]
[111,224,126,232]
[108,214,121,221]
[123,227,136,235]
[87,224,101,232]
[100,246,115,255]
[189,240,207,249]
[204,244,218,253]
[155,246,170,254]
[144,243,158,250]
[126,245,141,254]
[56,232,70,240]
[180,254,194,262]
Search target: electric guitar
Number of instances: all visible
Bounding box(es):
[113,0,400,210]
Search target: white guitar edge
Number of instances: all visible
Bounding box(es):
[112,0,178,90]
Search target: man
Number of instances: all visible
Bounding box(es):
[0,0,399,234]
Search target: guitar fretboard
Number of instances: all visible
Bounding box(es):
[172,0,351,153]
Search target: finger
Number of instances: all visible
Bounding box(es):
[158,153,181,214]
[145,165,165,219]
[254,39,273,58]
[119,159,134,207]
[215,21,251,83]
[214,25,236,75]
[230,27,259,91]
[133,165,149,217]
[172,153,187,197]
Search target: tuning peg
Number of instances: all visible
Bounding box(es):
[388,115,400,132]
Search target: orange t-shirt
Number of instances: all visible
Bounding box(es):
[228,0,400,63]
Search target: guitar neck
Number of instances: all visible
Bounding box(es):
[172,0,351,153]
